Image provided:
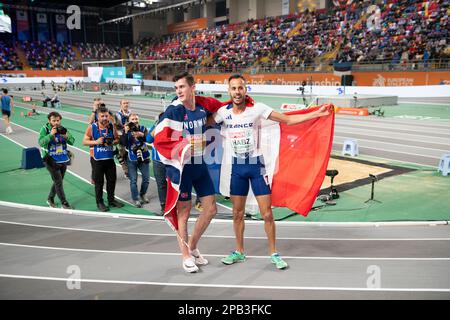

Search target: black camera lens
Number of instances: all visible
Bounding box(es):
[56,126,67,135]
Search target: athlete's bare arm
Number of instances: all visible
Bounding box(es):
[268,105,331,125]
[206,115,217,126]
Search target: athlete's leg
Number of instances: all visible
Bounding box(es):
[176,199,193,260]
[230,195,247,253]
[189,194,217,251]
[255,194,277,255]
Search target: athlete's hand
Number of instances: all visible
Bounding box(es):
[315,105,331,117]
[50,127,58,136]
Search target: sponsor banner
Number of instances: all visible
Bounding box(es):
[0,70,83,77]
[335,107,369,116]
[87,67,103,82]
[280,103,308,111]
[56,16,68,43]
[194,71,450,86]
[102,67,126,81]
[282,0,290,15]
[36,12,47,24]
[36,13,49,41]
[55,14,65,24]
[16,11,30,41]
[168,17,207,34]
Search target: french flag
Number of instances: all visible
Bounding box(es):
[217,101,335,217]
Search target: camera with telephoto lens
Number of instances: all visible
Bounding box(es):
[132,144,146,163]
[56,126,67,135]
[127,121,140,133]
[103,136,114,146]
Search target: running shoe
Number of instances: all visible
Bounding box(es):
[221,251,246,265]
[271,253,288,269]
[190,248,208,265]
[182,257,199,273]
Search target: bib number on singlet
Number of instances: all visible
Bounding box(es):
[229,130,254,157]
[188,134,206,157]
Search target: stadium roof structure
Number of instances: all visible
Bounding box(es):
[0,0,192,9]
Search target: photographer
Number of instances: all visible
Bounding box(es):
[121,114,150,208]
[83,105,124,212]
[146,113,167,215]
[38,111,74,209]
[114,99,132,177]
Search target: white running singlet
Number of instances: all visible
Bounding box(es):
[214,102,273,159]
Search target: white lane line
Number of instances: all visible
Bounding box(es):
[332,141,443,160]
[0,273,449,292]
[334,135,450,153]
[334,128,450,145]
[0,133,28,148]
[2,220,450,241]
[8,115,233,212]
[400,101,450,106]
[2,199,449,227]
[1,242,449,261]
[2,125,136,207]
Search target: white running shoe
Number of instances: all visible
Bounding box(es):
[5,126,12,134]
[182,257,199,273]
[190,248,209,266]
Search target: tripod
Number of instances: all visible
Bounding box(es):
[365,174,381,203]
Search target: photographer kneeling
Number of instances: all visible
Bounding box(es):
[83,105,124,212]
[39,112,74,209]
[121,114,150,208]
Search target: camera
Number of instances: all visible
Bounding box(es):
[103,136,114,146]
[127,121,140,132]
[56,126,67,135]
[132,144,145,163]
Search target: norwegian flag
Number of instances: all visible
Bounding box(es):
[153,96,221,231]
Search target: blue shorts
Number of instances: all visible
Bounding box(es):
[1,110,10,118]
[178,162,215,201]
[230,156,271,197]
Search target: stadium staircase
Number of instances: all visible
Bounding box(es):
[314,11,368,72]
[72,45,82,61]
[287,21,303,38]
[15,45,31,70]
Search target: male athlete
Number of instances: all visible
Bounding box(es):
[210,74,330,269]
[154,72,220,273]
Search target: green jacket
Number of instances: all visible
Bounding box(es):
[38,123,75,158]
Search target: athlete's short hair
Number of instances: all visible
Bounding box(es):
[228,74,246,83]
[173,72,195,86]
[2,88,7,94]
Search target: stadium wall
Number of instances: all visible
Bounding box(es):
[195,83,450,98]
[0,70,83,77]
[194,71,450,86]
